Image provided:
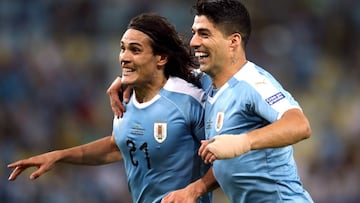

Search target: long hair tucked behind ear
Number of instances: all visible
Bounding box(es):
[128,13,199,85]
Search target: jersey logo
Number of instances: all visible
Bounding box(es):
[215,112,224,132]
[130,124,145,136]
[154,122,167,143]
[265,92,285,105]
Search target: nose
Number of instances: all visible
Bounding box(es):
[119,50,130,66]
[190,33,200,49]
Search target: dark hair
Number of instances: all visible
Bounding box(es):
[193,0,251,48]
[128,13,199,84]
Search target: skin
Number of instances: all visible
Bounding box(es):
[8,136,121,180]
[161,169,218,203]
[120,29,168,103]
[190,15,247,89]
[107,76,130,118]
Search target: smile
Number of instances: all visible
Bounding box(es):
[122,68,135,73]
[195,52,209,58]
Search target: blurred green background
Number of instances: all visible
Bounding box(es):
[1,0,359,203]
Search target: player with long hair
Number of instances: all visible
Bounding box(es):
[8,13,215,203]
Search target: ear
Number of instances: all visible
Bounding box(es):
[157,55,168,67]
[229,33,242,50]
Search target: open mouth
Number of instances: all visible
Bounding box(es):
[122,67,135,73]
[122,67,136,78]
[195,52,209,64]
[195,52,209,58]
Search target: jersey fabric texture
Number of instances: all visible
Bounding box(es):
[113,77,212,203]
[202,61,313,203]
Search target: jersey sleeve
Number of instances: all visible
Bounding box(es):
[246,74,301,123]
[189,97,206,142]
[163,77,206,142]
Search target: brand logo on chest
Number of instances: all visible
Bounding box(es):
[130,124,145,135]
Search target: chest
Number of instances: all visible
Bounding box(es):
[114,101,195,164]
[204,87,264,138]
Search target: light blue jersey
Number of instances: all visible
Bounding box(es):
[203,61,313,202]
[113,77,212,203]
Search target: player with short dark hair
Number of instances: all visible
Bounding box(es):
[193,0,314,202]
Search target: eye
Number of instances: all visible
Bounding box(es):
[199,32,210,38]
[131,47,141,53]
[120,44,126,52]
[129,46,142,54]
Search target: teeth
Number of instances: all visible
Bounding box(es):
[195,52,208,57]
[122,68,134,73]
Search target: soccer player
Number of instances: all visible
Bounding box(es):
[192,0,314,202]
[8,13,215,203]
[108,1,314,202]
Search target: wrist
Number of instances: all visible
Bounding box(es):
[187,179,208,199]
[239,133,251,151]
[234,133,251,155]
[52,150,64,162]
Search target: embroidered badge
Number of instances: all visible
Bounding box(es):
[154,122,167,143]
[215,112,224,132]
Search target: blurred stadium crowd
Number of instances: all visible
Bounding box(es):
[1,0,359,203]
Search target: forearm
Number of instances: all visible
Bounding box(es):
[187,168,219,198]
[202,109,312,161]
[248,108,311,150]
[58,135,122,165]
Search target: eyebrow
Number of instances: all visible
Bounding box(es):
[121,41,143,47]
[193,27,211,33]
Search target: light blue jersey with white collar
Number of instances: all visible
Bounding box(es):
[113,77,212,203]
[202,61,313,203]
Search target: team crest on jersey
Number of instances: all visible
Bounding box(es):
[154,122,167,143]
[215,112,224,132]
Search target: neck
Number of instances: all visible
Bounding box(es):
[211,57,247,89]
[133,77,167,103]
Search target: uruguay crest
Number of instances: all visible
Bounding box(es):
[215,112,224,132]
[154,122,167,143]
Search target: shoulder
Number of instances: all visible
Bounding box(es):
[163,77,206,104]
[233,61,283,95]
[234,61,274,84]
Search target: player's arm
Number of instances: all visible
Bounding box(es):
[57,134,122,165]
[200,108,311,161]
[161,167,219,203]
[246,108,311,149]
[106,76,132,118]
[8,134,122,181]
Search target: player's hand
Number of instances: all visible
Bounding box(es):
[161,187,198,203]
[7,151,59,181]
[106,76,131,118]
[199,134,251,161]
[198,140,217,164]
